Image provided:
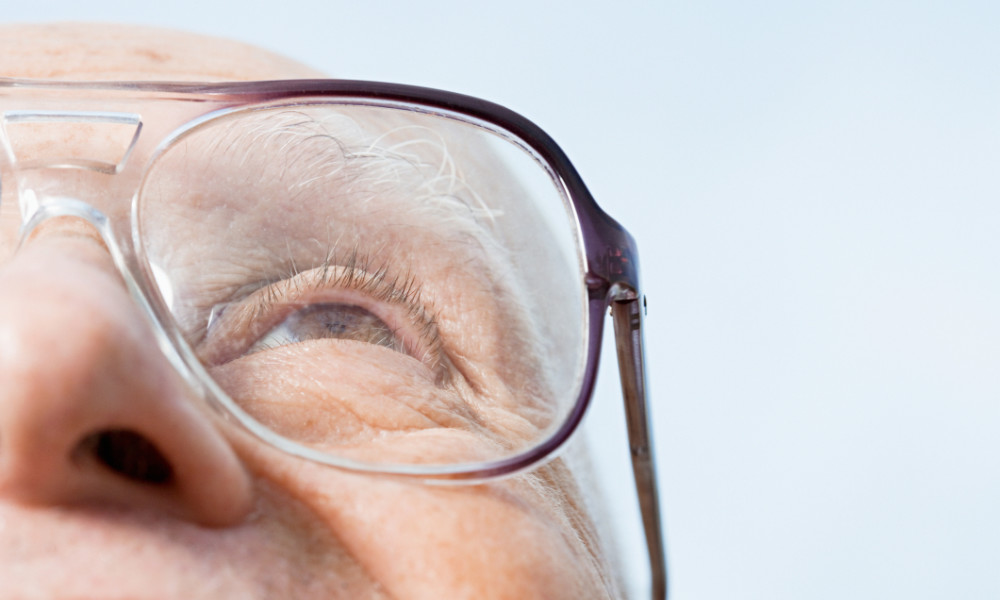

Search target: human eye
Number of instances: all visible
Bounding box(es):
[249,302,406,355]
[197,253,449,385]
[174,246,503,458]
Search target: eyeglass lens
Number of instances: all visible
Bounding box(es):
[135,103,590,468]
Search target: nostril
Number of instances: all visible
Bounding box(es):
[81,429,174,485]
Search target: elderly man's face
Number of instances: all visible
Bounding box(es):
[0,23,619,599]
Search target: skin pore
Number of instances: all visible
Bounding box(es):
[0,23,621,599]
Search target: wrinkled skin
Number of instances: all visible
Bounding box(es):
[0,23,620,599]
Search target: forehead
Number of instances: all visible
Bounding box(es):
[0,23,322,81]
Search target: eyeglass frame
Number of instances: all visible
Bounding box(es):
[0,77,667,599]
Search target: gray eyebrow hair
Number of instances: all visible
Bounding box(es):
[205,108,504,241]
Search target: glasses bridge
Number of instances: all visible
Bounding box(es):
[1,110,143,175]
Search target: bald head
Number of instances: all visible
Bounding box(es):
[0,23,322,81]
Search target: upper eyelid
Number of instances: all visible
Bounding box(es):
[253,249,432,327]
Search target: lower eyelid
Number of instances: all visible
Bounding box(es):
[207,342,470,446]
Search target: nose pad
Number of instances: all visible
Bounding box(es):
[9,199,126,292]
[16,196,113,252]
[0,220,253,526]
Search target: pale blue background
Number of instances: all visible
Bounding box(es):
[4,1,998,598]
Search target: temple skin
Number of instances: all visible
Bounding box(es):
[0,23,621,599]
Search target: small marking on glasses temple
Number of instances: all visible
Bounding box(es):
[609,281,639,302]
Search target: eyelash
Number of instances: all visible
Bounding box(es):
[247,248,449,380]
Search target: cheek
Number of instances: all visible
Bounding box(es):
[208,342,514,465]
[234,436,608,600]
[334,481,592,599]
[208,333,554,467]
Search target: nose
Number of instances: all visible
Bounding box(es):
[0,229,252,526]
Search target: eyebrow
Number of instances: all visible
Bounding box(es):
[226,108,510,262]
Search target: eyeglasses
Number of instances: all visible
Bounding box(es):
[0,78,666,598]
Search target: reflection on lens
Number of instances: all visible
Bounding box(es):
[136,102,587,471]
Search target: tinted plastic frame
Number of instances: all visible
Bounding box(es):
[0,77,666,598]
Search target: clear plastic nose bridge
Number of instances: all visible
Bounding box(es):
[1,110,142,226]
[3,110,147,313]
[18,194,113,245]
[1,108,210,408]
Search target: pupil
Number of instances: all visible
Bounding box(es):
[292,303,397,349]
[324,318,350,335]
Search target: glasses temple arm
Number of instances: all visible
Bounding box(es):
[611,293,667,600]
